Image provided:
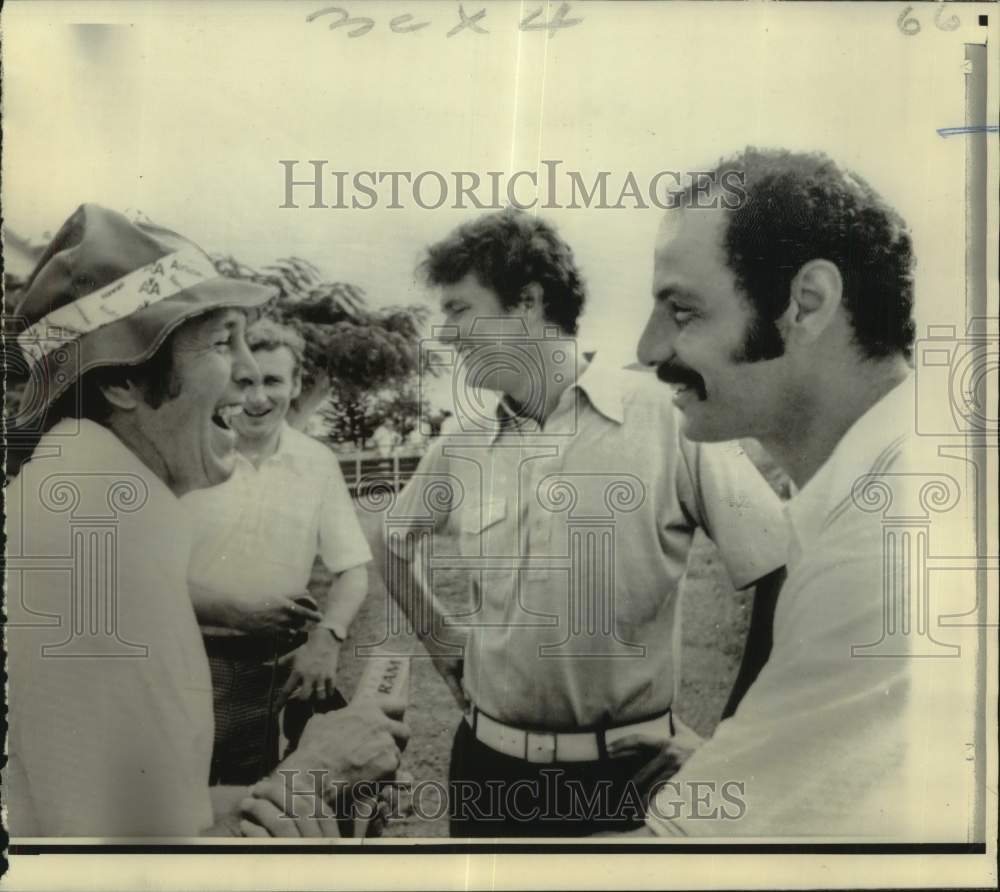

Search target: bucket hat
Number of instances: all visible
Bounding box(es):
[13,203,276,428]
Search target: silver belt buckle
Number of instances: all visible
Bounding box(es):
[526,731,557,764]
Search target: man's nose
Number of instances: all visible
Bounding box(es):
[231,335,261,390]
[243,381,267,406]
[636,308,676,367]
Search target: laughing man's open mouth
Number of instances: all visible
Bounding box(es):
[211,404,244,431]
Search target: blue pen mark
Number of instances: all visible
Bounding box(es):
[937,125,999,137]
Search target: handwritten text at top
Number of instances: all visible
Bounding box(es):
[306,3,583,39]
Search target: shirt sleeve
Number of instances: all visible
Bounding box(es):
[677,439,788,589]
[385,438,457,560]
[318,453,374,574]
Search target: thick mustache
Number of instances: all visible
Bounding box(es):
[655,361,706,398]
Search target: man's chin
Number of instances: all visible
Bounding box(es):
[677,406,734,443]
[233,417,279,441]
[205,448,238,486]
[204,426,240,485]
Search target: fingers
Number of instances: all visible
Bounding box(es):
[632,754,680,792]
[344,697,411,743]
[297,676,318,702]
[245,782,343,839]
[282,598,324,625]
[293,594,320,612]
[606,734,646,758]
[383,717,411,744]
[275,671,302,711]
[606,733,667,758]
[240,796,299,838]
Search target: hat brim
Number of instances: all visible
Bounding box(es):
[16,275,277,431]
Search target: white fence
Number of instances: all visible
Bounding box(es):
[336,450,424,496]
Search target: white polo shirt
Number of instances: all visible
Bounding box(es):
[183,423,372,632]
[6,420,214,836]
[388,359,788,730]
[647,376,979,839]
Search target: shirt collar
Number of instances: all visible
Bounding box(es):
[234,421,300,470]
[570,357,626,425]
[785,374,914,560]
[491,356,625,440]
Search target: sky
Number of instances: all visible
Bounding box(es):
[2,0,987,378]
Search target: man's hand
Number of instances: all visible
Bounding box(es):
[190,584,324,634]
[244,698,409,836]
[279,696,410,792]
[421,628,468,713]
[238,790,342,839]
[238,593,322,635]
[606,714,705,805]
[276,628,341,707]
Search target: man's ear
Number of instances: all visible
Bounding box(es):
[784,259,843,344]
[518,282,545,322]
[99,380,144,412]
[291,373,303,401]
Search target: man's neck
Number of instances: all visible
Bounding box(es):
[760,356,910,490]
[503,343,587,427]
[105,414,173,492]
[237,425,283,468]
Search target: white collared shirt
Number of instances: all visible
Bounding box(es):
[389,359,787,729]
[647,376,979,839]
[6,420,214,836]
[183,423,372,628]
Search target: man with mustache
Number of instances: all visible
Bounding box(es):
[628,148,977,838]
[384,208,788,836]
[5,206,406,836]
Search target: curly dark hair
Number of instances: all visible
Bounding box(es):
[420,208,586,335]
[685,148,916,360]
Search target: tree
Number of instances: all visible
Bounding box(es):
[378,384,430,446]
[212,255,432,436]
[317,388,386,451]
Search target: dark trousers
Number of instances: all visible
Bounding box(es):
[448,720,650,837]
[206,633,346,786]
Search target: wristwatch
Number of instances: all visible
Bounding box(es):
[322,622,348,643]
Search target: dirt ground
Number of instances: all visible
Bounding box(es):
[315,440,787,838]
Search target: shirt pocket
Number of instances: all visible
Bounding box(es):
[458,497,508,557]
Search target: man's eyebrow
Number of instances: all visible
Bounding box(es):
[654,284,698,304]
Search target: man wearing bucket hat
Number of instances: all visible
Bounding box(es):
[4,204,407,837]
